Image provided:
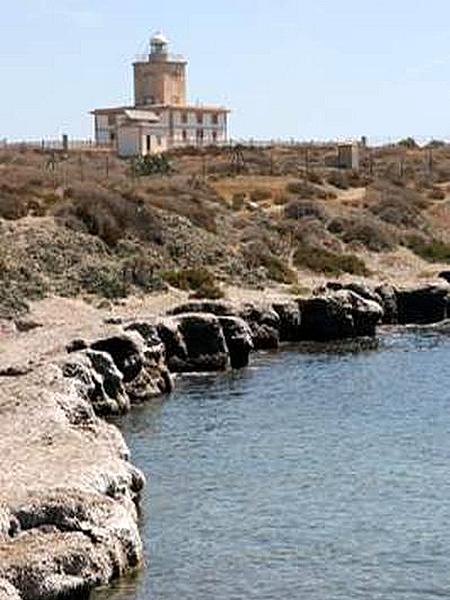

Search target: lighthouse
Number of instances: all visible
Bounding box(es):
[92,31,230,156]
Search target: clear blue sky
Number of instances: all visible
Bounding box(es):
[2,0,450,142]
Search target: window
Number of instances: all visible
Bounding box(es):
[181,112,188,124]
[146,135,151,153]
[196,129,204,145]
[157,136,162,146]
[212,131,218,143]
[109,132,116,143]
[182,130,187,142]
[108,114,116,126]
[212,113,219,125]
[196,112,204,124]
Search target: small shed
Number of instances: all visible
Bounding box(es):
[337,142,360,171]
[117,109,168,157]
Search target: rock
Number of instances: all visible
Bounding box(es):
[0,365,145,600]
[156,318,188,367]
[219,317,253,369]
[0,366,32,378]
[66,339,88,353]
[91,331,172,402]
[396,285,449,324]
[375,284,398,324]
[158,314,229,372]
[238,304,280,350]
[438,270,450,283]
[91,333,144,383]
[124,322,174,398]
[104,316,124,325]
[298,291,383,340]
[0,490,142,600]
[168,300,235,317]
[14,320,43,333]
[320,281,382,304]
[63,351,130,416]
[272,301,302,342]
[0,580,21,600]
[86,350,130,414]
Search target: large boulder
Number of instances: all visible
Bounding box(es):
[272,301,302,342]
[298,291,383,340]
[375,284,398,324]
[124,322,173,398]
[238,303,280,350]
[395,285,449,324]
[89,330,172,403]
[219,317,253,369]
[62,350,129,416]
[158,314,229,372]
[91,333,144,383]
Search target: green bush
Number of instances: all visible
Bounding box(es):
[132,153,173,176]
[79,265,129,299]
[408,238,450,263]
[161,267,224,298]
[398,137,417,149]
[294,245,369,276]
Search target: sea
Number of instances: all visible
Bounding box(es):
[92,329,450,600]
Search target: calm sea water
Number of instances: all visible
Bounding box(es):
[92,330,450,600]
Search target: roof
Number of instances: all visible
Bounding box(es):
[124,109,160,122]
[135,103,231,113]
[151,31,169,45]
[92,104,231,116]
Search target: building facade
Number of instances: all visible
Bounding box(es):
[92,33,229,156]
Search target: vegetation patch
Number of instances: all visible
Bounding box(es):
[161,267,224,299]
[294,245,369,276]
[408,238,450,263]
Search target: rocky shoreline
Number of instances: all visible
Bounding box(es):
[1,282,450,599]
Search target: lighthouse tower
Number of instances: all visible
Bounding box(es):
[133,32,187,106]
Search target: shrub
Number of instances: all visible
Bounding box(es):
[408,238,450,263]
[146,192,217,233]
[306,171,323,184]
[132,153,173,176]
[368,182,426,228]
[79,265,129,299]
[286,180,323,197]
[327,171,350,190]
[328,215,396,252]
[55,186,164,247]
[232,192,246,210]
[250,188,272,202]
[241,239,296,284]
[398,137,418,149]
[428,187,446,200]
[0,194,28,220]
[284,199,326,221]
[294,245,369,276]
[161,267,224,298]
[260,254,296,284]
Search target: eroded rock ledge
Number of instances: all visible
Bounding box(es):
[1,282,449,599]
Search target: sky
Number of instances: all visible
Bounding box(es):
[2,0,450,142]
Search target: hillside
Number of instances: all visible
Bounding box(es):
[2,141,450,319]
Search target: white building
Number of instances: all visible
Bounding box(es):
[92,32,230,156]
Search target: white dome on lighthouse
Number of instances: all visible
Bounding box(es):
[151,31,169,46]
